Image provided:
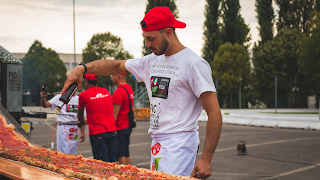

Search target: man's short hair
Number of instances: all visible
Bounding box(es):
[86,79,98,86]
[158,27,176,37]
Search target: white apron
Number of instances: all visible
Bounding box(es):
[150,131,199,176]
[56,123,79,154]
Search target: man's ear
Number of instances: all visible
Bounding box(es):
[164,28,173,38]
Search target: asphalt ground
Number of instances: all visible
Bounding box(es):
[27,120,320,180]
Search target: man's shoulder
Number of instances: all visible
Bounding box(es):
[182,48,206,63]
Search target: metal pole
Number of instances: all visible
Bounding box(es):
[73,0,76,66]
[239,74,241,109]
[275,76,278,113]
[135,81,137,94]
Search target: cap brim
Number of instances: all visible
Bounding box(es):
[172,20,186,28]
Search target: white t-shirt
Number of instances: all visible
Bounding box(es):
[49,94,79,122]
[125,48,216,135]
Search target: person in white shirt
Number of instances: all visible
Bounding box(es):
[61,6,222,179]
[41,91,85,154]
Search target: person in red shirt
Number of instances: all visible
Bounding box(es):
[77,74,118,163]
[111,73,134,165]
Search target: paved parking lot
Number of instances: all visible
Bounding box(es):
[29,120,320,180]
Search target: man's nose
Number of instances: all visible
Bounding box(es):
[145,39,151,48]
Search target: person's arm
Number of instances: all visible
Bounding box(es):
[191,91,222,179]
[79,124,85,143]
[113,104,121,121]
[77,107,86,142]
[61,60,127,93]
[41,91,52,108]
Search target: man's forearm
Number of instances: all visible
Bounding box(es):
[41,98,46,108]
[81,126,85,134]
[41,98,50,108]
[201,112,222,162]
[77,110,85,126]
[86,59,127,76]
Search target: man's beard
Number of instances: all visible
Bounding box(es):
[152,35,169,56]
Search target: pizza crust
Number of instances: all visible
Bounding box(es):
[0,114,9,128]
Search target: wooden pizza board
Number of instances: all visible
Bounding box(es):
[0,157,78,180]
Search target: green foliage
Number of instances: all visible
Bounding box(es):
[252,29,303,108]
[298,25,320,107]
[276,0,316,33]
[211,43,250,108]
[22,40,66,95]
[255,0,275,45]
[221,0,251,49]
[142,0,179,56]
[307,11,320,34]
[82,32,133,88]
[202,0,222,63]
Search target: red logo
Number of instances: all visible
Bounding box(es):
[68,134,74,140]
[152,162,155,171]
[151,142,161,156]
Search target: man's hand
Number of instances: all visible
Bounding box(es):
[40,91,47,99]
[191,159,212,179]
[79,133,85,142]
[61,65,85,94]
[41,89,52,108]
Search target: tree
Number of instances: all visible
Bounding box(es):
[82,32,134,88]
[142,0,179,56]
[298,25,320,108]
[202,0,222,63]
[276,0,316,33]
[221,0,251,48]
[211,43,250,108]
[307,11,320,34]
[255,0,275,45]
[252,29,303,108]
[317,0,320,11]
[22,40,66,95]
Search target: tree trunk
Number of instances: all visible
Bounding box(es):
[229,88,233,109]
[288,90,291,108]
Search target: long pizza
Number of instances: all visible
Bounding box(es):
[0,114,198,180]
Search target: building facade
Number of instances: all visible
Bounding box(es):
[12,53,82,74]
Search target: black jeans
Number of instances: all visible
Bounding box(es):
[89,131,118,162]
[117,127,132,157]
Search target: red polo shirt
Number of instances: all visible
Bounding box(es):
[112,84,134,130]
[79,86,116,135]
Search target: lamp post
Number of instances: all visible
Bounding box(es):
[239,74,241,109]
[275,75,279,113]
[73,0,76,66]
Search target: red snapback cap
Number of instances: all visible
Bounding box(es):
[141,6,186,31]
[84,74,98,80]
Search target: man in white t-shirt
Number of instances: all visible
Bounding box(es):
[41,91,85,154]
[61,6,222,179]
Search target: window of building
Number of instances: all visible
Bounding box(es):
[64,63,70,70]
[72,63,77,69]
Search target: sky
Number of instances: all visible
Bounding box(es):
[0,0,277,59]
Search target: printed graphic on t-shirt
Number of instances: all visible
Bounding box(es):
[150,103,161,129]
[151,76,170,99]
[66,105,78,112]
